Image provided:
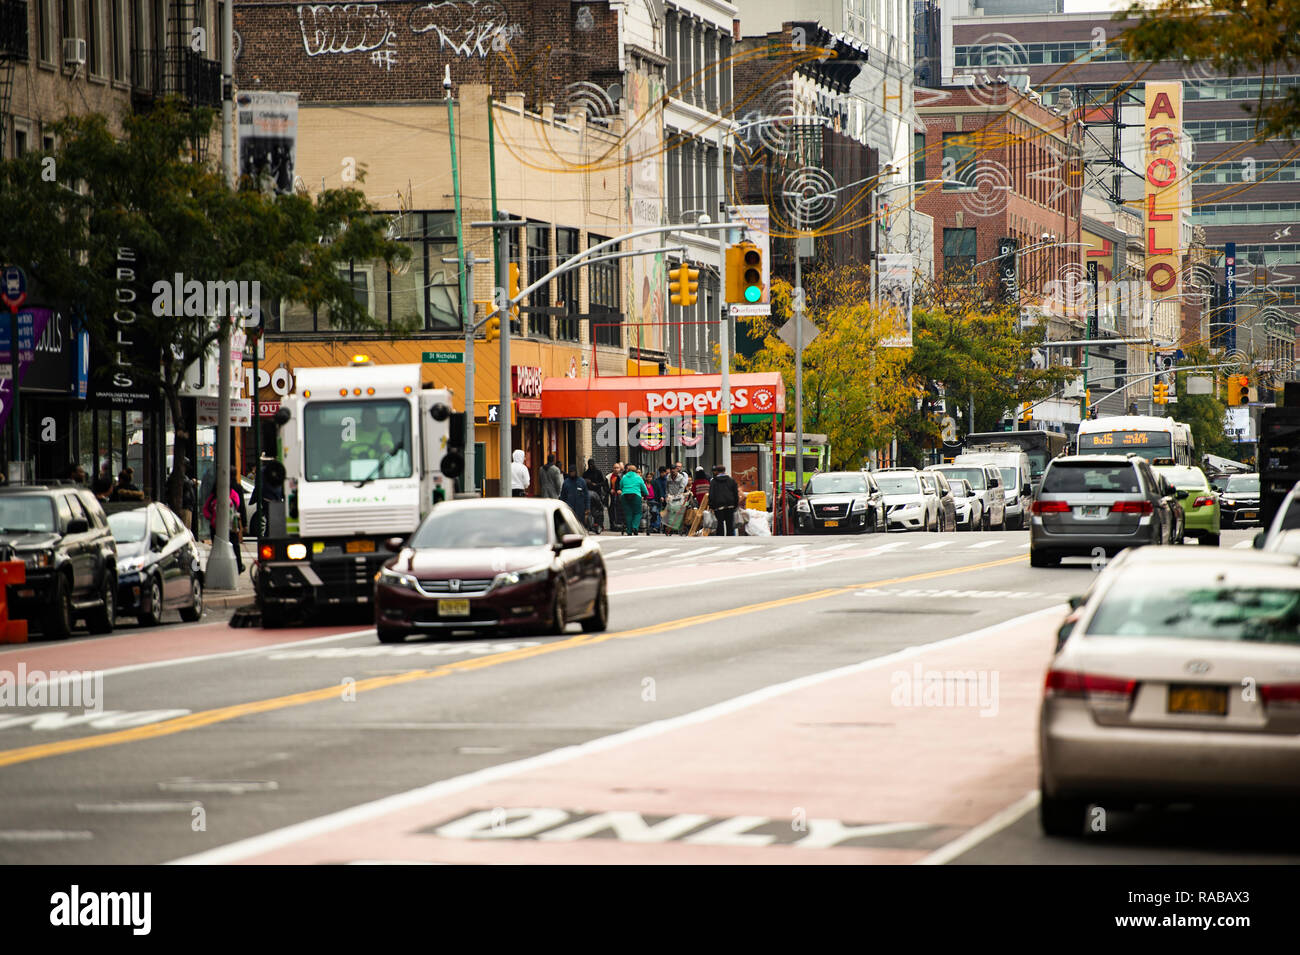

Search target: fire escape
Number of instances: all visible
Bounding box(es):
[130,0,220,110]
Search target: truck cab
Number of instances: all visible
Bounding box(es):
[256,356,462,626]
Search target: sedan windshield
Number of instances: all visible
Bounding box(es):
[410,507,550,549]
[1226,474,1260,495]
[1087,581,1300,644]
[806,474,869,495]
[877,475,919,495]
[107,511,149,542]
[938,468,986,489]
[0,497,56,533]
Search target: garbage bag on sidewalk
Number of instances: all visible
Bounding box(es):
[743,509,771,536]
[662,494,689,531]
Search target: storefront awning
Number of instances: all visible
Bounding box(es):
[540,373,787,419]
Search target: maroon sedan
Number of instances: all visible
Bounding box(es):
[374,499,608,643]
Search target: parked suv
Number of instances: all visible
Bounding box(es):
[1029,455,1173,567]
[0,486,118,637]
[920,470,957,532]
[874,468,941,531]
[927,464,1005,530]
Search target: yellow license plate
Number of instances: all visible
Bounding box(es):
[1239,511,1257,521]
[345,540,376,554]
[1168,684,1227,715]
[823,520,840,528]
[438,599,470,617]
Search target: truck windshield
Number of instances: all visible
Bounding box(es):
[303,400,412,482]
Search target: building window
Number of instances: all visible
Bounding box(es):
[556,228,580,342]
[110,0,124,80]
[61,0,73,43]
[679,16,691,103]
[914,131,926,184]
[526,222,551,337]
[719,35,732,111]
[665,9,677,91]
[943,227,977,274]
[942,132,976,189]
[666,133,681,221]
[87,0,101,75]
[589,235,621,347]
[37,0,52,61]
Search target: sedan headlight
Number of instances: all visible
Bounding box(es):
[118,554,149,575]
[494,564,551,589]
[377,565,418,590]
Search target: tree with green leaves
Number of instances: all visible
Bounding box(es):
[1171,346,1238,460]
[0,100,408,512]
[1118,0,1300,140]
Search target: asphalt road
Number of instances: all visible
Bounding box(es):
[1,525,1290,864]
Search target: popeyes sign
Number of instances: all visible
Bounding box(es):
[1144,82,1183,300]
[645,386,777,415]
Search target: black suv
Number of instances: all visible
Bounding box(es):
[0,486,118,638]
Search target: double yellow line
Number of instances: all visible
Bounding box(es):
[0,553,1027,768]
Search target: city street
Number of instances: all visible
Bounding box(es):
[1,527,1290,866]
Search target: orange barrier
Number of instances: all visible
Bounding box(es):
[0,561,28,643]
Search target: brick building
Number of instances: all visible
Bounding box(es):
[732,21,874,285]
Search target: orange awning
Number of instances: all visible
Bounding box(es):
[539,373,786,419]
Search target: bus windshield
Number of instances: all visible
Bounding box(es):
[1077,430,1173,463]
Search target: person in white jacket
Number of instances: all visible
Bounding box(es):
[510,448,530,497]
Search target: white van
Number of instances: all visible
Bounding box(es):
[953,449,1033,529]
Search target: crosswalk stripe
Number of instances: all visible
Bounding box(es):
[624,548,677,560]
[708,545,760,557]
[967,540,1002,548]
[863,541,909,555]
[816,542,859,551]
[600,548,636,559]
[770,544,811,553]
[918,542,946,550]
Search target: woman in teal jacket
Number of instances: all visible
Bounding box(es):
[618,465,648,535]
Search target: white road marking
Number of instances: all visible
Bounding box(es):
[967,540,1002,548]
[168,605,1065,865]
[0,830,94,842]
[624,548,677,560]
[77,801,203,813]
[862,541,909,555]
[706,545,760,557]
[918,542,947,550]
[158,780,279,794]
[598,548,636,559]
[918,790,1040,865]
[815,542,860,551]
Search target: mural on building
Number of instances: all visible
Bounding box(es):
[624,71,665,353]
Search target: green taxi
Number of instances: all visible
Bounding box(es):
[1155,465,1221,546]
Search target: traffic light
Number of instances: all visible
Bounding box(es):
[1226,373,1249,405]
[507,262,521,331]
[725,241,764,304]
[1153,382,1169,405]
[1020,401,1033,422]
[670,262,700,307]
[484,315,500,342]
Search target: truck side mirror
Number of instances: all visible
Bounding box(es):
[274,406,291,426]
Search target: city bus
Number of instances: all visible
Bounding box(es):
[1075,415,1194,466]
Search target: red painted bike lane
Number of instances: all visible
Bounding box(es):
[0,621,373,676]
[182,607,1060,865]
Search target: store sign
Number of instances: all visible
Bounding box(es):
[644,385,777,415]
[1144,82,1183,302]
[90,246,155,410]
[679,416,703,447]
[637,421,665,451]
[197,396,252,427]
[258,400,282,417]
[512,365,543,398]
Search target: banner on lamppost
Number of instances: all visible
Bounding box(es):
[878,253,914,348]
[237,91,299,194]
[1219,241,1238,352]
[996,237,1019,303]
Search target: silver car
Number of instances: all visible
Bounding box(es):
[928,464,1006,530]
[1040,547,1300,836]
[1029,454,1173,567]
[875,469,941,532]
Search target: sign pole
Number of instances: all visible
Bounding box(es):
[463,253,476,495]
[1,265,29,482]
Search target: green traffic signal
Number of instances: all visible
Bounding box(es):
[744,285,761,303]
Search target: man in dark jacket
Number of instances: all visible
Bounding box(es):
[559,465,590,528]
[708,463,741,537]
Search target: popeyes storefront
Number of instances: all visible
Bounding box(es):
[539,372,788,474]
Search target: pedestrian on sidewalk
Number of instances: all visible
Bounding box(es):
[607,462,625,532]
[539,454,563,499]
[618,463,648,535]
[559,464,590,528]
[510,449,530,498]
[203,469,247,574]
[690,466,710,506]
[708,463,741,537]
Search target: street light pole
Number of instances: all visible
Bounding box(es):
[207,0,238,591]
[717,123,731,473]
[497,211,512,498]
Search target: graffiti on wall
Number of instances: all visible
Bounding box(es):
[296,1,520,70]
[409,1,520,58]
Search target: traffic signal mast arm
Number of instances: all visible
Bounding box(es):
[1024,361,1251,417]
[469,219,746,325]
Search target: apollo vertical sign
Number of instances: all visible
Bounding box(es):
[1144,82,1183,311]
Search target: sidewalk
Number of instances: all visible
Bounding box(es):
[195,540,259,609]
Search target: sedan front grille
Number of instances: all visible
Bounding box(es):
[415,578,494,596]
